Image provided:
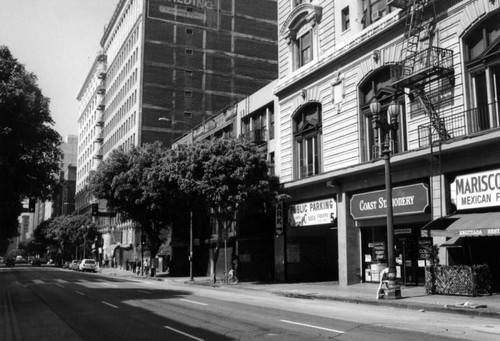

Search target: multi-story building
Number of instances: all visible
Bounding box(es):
[75,0,279,266]
[273,0,500,291]
[174,79,278,280]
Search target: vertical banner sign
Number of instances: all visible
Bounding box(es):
[275,201,283,235]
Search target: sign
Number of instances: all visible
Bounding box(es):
[453,169,500,210]
[275,201,284,235]
[458,228,500,237]
[287,198,336,227]
[350,183,429,220]
[372,242,386,261]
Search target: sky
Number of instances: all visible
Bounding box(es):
[0,0,119,139]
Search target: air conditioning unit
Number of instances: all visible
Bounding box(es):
[372,10,383,22]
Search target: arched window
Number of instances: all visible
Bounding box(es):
[293,103,322,179]
[464,12,500,132]
[359,67,406,161]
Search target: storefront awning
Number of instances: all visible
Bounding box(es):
[422,212,500,238]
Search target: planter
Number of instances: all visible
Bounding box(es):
[425,264,492,296]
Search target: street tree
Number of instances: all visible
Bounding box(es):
[88,142,180,267]
[0,46,62,250]
[172,138,285,281]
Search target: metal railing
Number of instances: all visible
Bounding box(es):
[418,101,500,147]
[242,128,267,144]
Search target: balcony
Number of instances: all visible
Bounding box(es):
[97,104,105,111]
[242,128,267,144]
[417,101,500,147]
[391,46,454,89]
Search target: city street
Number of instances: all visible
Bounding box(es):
[2,266,500,341]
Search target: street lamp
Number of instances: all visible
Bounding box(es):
[369,97,402,300]
[158,117,195,281]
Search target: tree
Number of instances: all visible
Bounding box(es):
[172,138,285,281]
[0,46,62,249]
[88,142,181,267]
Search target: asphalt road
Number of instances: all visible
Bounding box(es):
[1,266,499,341]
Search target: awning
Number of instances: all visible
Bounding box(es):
[422,212,500,237]
[440,236,462,248]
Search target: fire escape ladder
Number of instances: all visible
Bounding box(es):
[400,0,425,78]
[414,86,450,141]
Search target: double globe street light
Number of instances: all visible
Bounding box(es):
[369,97,402,299]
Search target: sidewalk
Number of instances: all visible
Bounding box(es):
[99,267,500,319]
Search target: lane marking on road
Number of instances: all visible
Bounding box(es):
[137,290,152,295]
[55,279,69,284]
[75,291,85,296]
[55,283,64,288]
[164,326,205,341]
[33,279,45,285]
[179,299,208,306]
[98,282,118,287]
[102,301,119,309]
[280,320,345,334]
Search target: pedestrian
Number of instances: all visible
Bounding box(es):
[144,258,150,277]
[136,259,141,276]
[131,259,136,274]
[125,258,130,271]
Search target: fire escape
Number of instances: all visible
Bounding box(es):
[389,0,455,217]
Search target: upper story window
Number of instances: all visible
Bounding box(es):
[293,103,322,179]
[242,108,268,144]
[359,67,406,162]
[280,2,322,72]
[362,0,396,28]
[464,12,500,133]
[342,6,350,32]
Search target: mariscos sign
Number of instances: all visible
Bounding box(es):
[350,183,429,220]
[453,169,500,210]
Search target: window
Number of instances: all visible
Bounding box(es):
[185,49,193,55]
[186,28,193,34]
[360,68,406,161]
[342,7,350,32]
[362,0,394,28]
[293,103,322,179]
[298,31,312,67]
[464,13,500,133]
[184,90,193,97]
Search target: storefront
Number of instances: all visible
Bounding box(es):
[425,168,500,292]
[350,183,430,286]
[284,197,338,282]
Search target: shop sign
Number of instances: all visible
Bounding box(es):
[453,169,500,210]
[350,183,429,220]
[458,228,500,237]
[288,198,336,227]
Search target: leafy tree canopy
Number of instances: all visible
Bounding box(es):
[0,46,62,247]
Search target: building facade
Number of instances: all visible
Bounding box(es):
[273,0,500,290]
[75,0,279,267]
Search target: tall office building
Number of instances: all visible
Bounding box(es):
[76,0,278,263]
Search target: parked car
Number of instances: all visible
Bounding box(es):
[31,258,42,266]
[0,257,4,264]
[70,260,80,270]
[6,258,15,267]
[15,255,26,264]
[78,259,97,273]
[62,261,71,269]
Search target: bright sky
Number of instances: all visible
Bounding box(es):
[0,0,119,139]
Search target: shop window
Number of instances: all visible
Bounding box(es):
[293,103,322,179]
[359,67,406,162]
[464,12,500,133]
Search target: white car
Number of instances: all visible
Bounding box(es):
[78,259,97,273]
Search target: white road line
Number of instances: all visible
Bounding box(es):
[75,291,85,296]
[102,301,119,309]
[137,290,152,295]
[55,279,69,284]
[55,283,64,288]
[33,279,45,285]
[179,299,208,306]
[98,282,118,287]
[280,320,345,334]
[164,326,205,341]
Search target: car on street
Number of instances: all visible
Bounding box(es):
[15,256,26,264]
[70,260,80,270]
[5,258,15,267]
[78,259,97,272]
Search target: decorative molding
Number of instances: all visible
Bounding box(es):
[280,4,323,36]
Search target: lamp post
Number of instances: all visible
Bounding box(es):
[369,97,402,299]
[158,117,195,281]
